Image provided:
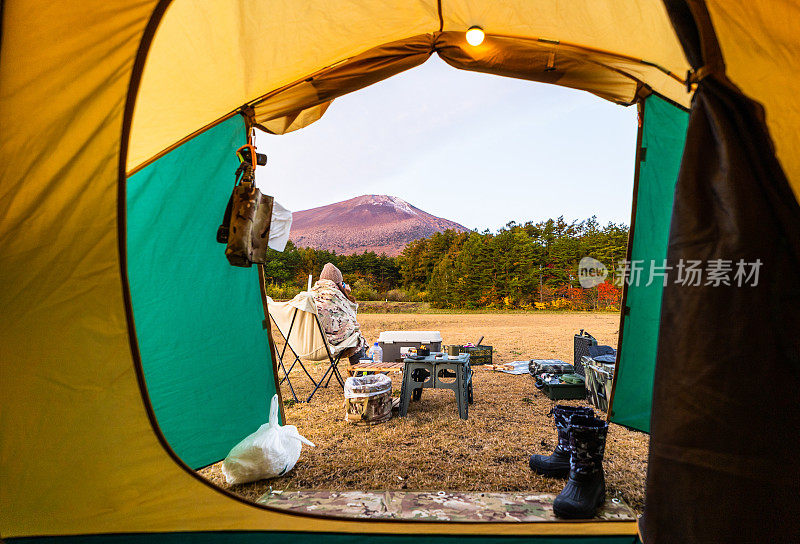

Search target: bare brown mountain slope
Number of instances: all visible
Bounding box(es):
[289,195,470,256]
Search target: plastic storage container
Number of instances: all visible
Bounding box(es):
[455,344,493,365]
[585,363,615,412]
[541,374,588,401]
[377,331,442,362]
[343,374,392,424]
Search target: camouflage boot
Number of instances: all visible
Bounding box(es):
[529,405,594,477]
[553,414,609,519]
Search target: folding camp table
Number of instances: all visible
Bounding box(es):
[398,352,473,420]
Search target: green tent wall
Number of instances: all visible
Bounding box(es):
[610,95,689,432]
[127,116,277,469]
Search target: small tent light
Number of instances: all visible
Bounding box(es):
[465,26,485,46]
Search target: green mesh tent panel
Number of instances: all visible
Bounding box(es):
[610,95,689,433]
[127,116,275,469]
[6,532,638,543]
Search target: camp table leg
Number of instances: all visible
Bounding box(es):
[432,359,469,420]
[399,364,411,417]
[451,362,462,419]
[456,362,468,420]
[467,366,474,404]
[411,367,428,401]
[399,361,433,417]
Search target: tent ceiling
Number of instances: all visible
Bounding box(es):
[439,0,688,77]
[128,0,691,173]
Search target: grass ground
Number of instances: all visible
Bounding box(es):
[199,312,649,513]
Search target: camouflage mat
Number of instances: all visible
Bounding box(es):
[257,490,635,522]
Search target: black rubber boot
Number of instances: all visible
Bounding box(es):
[529,405,594,477]
[553,414,609,519]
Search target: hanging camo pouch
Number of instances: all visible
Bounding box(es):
[217,144,274,267]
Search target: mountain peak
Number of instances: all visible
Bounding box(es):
[290,195,469,256]
[351,194,417,216]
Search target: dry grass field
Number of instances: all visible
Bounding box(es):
[199,312,649,513]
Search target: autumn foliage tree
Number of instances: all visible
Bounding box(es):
[401,217,627,309]
[262,216,627,310]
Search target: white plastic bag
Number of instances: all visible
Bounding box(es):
[221,394,314,484]
[344,374,392,398]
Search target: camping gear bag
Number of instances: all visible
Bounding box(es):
[222,184,273,266]
[221,394,314,484]
[573,330,598,376]
[217,144,274,267]
[585,363,615,412]
[529,359,574,376]
[344,374,392,424]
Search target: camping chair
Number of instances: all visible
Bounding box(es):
[267,292,361,402]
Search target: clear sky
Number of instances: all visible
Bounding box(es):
[255,56,637,233]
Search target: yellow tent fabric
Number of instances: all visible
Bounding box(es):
[705,0,800,205]
[128,0,691,172]
[251,31,655,138]
[1,0,799,539]
[128,1,440,170]
[252,35,435,135]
